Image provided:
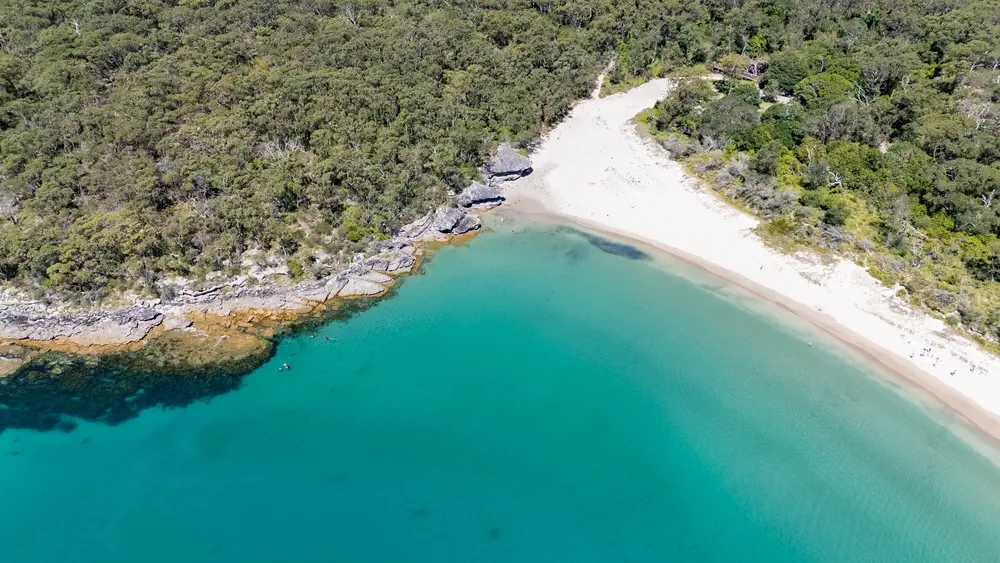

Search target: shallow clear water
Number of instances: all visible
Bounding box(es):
[3,218,1000,562]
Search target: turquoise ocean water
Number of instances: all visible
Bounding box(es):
[3,216,1000,562]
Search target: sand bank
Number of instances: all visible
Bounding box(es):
[504,78,1000,443]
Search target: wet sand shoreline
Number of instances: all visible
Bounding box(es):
[503,203,1000,457]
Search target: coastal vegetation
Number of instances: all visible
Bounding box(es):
[4,0,1000,351]
[0,0,614,299]
[629,0,1000,346]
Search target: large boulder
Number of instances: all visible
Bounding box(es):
[357,271,392,284]
[337,278,387,298]
[398,213,434,240]
[115,306,160,324]
[163,316,194,331]
[365,247,416,273]
[400,207,482,241]
[453,212,481,234]
[432,207,466,232]
[485,144,532,179]
[457,182,504,208]
[362,256,390,272]
[384,250,416,273]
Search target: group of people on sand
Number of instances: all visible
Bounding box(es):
[908,345,939,365]
[902,334,987,378]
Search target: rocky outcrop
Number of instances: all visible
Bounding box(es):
[356,272,393,284]
[455,212,482,233]
[83,307,163,345]
[0,249,403,349]
[458,182,504,208]
[363,249,416,274]
[456,144,533,209]
[0,199,466,352]
[337,278,388,298]
[485,144,532,179]
[0,144,531,356]
[400,206,482,241]
[162,316,194,331]
[0,305,163,345]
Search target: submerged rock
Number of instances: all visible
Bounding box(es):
[569,228,650,260]
[0,292,392,433]
[0,357,25,378]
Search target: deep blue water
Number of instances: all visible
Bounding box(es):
[2,217,1000,562]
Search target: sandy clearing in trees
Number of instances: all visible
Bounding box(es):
[505,78,1000,445]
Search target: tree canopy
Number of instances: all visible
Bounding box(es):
[0,0,615,297]
[634,0,1000,344]
[6,0,1000,346]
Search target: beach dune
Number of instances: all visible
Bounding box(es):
[506,77,1000,440]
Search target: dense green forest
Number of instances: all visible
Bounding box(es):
[0,0,626,298]
[625,0,1000,344]
[3,0,1000,345]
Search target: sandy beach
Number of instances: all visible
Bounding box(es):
[505,78,1000,442]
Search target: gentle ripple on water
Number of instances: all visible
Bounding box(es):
[1,217,1000,562]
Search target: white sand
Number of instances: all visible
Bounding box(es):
[506,78,1000,426]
